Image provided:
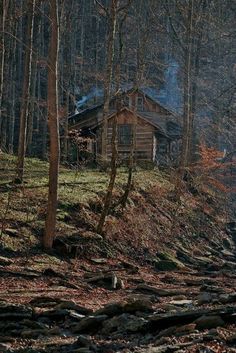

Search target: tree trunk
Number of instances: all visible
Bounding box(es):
[120,111,136,209]
[8,19,17,154]
[27,59,37,155]
[97,114,118,234]
[97,0,122,234]
[43,0,59,250]
[101,0,117,159]
[180,0,194,173]
[116,10,135,209]
[16,0,35,182]
[0,0,9,150]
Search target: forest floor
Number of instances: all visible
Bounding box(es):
[0,153,236,353]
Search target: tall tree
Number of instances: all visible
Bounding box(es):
[96,0,118,159]
[96,0,118,234]
[97,0,132,234]
[181,0,194,170]
[43,0,59,250]
[16,0,35,182]
[0,0,10,150]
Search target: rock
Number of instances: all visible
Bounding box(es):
[135,284,186,297]
[194,315,225,330]
[174,295,188,300]
[4,228,19,237]
[200,284,223,293]
[30,296,61,307]
[21,329,48,338]
[222,261,236,270]
[71,349,92,353]
[48,326,61,335]
[85,272,124,290]
[101,313,148,334]
[226,333,236,343]
[218,293,235,304]
[39,307,87,322]
[161,274,185,285]
[121,260,139,273]
[0,302,32,320]
[21,319,48,330]
[155,252,185,271]
[221,249,235,257]
[149,305,235,331]
[155,326,177,339]
[68,311,86,321]
[176,248,196,265]
[111,273,122,289]
[218,294,228,303]
[168,300,193,307]
[205,264,222,272]
[139,343,193,353]
[0,321,25,334]
[155,260,182,271]
[0,336,14,343]
[222,237,233,249]
[42,268,65,278]
[0,256,13,266]
[162,304,179,312]
[154,336,172,346]
[75,335,92,347]
[124,317,149,333]
[123,298,153,313]
[0,343,11,351]
[197,292,212,305]
[149,310,203,331]
[207,328,219,336]
[228,292,236,302]
[36,308,71,320]
[54,301,92,315]
[94,298,153,320]
[94,302,124,317]
[90,258,107,264]
[71,315,108,333]
[175,323,196,334]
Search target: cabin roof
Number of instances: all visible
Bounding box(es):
[140,112,182,138]
[68,87,180,121]
[104,107,168,137]
[68,88,182,139]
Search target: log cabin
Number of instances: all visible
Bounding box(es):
[67,88,182,166]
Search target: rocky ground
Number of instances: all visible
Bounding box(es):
[0,222,235,353]
[1,155,236,352]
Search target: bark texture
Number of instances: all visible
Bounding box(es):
[43,0,59,250]
[16,0,35,182]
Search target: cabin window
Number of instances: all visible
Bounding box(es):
[136,96,144,111]
[124,96,132,108]
[118,124,132,145]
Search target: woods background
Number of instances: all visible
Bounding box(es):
[0,0,236,160]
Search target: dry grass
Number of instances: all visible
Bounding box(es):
[0,153,170,252]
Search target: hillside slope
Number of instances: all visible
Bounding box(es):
[0,154,235,353]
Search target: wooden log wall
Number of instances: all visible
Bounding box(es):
[107,110,155,161]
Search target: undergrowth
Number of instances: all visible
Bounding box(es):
[0,153,227,260]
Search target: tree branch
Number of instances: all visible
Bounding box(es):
[94,0,109,17]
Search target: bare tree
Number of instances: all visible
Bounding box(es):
[0,0,10,149]
[165,0,209,172]
[43,0,59,250]
[16,0,36,182]
[96,0,118,234]
[95,0,118,159]
[97,0,132,234]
